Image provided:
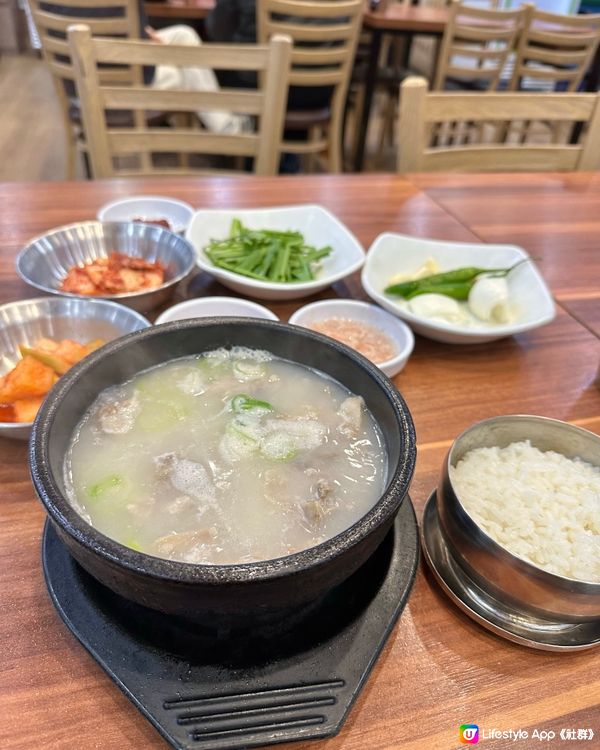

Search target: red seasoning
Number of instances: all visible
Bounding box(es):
[133,217,172,230]
[60,253,166,296]
[310,317,397,364]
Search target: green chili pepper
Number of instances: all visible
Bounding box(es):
[404,281,475,301]
[385,258,530,300]
[88,474,123,500]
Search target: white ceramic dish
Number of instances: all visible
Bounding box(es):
[155,296,279,324]
[361,233,555,344]
[97,196,194,234]
[288,299,414,378]
[0,297,149,440]
[186,205,365,301]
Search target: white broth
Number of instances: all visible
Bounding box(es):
[64,347,387,564]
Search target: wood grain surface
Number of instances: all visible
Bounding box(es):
[144,0,449,31]
[559,297,600,339]
[362,4,448,34]
[0,174,599,750]
[146,0,214,20]
[408,171,600,296]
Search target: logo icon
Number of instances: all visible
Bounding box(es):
[460,724,479,744]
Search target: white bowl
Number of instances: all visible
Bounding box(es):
[0,297,149,440]
[97,196,194,234]
[362,233,555,344]
[186,205,365,301]
[155,296,279,324]
[288,299,414,378]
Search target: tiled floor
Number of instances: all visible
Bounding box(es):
[0,54,73,181]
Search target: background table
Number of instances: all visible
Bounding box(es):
[354,4,448,171]
[0,173,598,750]
[142,1,600,171]
[145,0,213,21]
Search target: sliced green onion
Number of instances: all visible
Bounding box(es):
[231,394,273,413]
[204,219,332,284]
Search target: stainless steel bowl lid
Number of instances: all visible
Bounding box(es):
[16,221,196,302]
[421,492,600,652]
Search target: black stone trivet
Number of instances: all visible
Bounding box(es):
[42,496,418,750]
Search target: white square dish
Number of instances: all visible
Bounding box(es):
[361,233,555,344]
[186,205,365,301]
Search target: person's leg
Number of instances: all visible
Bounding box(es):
[152,25,250,134]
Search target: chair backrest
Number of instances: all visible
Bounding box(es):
[256,0,363,112]
[433,0,526,91]
[510,5,600,92]
[67,24,292,177]
[30,0,141,90]
[397,76,600,172]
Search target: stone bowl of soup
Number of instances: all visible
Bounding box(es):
[30,319,416,626]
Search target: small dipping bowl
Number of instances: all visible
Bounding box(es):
[155,296,279,325]
[288,299,414,378]
[437,415,600,622]
[97,196,194,235]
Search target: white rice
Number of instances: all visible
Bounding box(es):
[449,440,600,583]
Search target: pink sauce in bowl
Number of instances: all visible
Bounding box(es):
[309,317,397,365]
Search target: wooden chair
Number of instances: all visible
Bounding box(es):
[29,0,142,178]
[508,7,600,143]
[509,5,600,92]
[397,76,600,172]
[433,0,526,91]
[364,2,413,160]
[373,0,512,159]
[67,24,292,177]
[257,0,363,173]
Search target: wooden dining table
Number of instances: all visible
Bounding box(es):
[1,171,599,750]
[145,0,214,21]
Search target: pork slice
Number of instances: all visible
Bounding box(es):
[337,396,364,437]
[97,392,140,434]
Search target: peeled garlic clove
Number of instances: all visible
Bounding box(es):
[388,257,440,286]
[468,277,512,323]
[408,293,468,324]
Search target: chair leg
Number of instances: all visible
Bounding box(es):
[307,125,322,172]
[376,90,396,157]
[386,96,396,146]
[349,84,365,167]
[376,91,389,156]
[170,112,195,169]
[519,120,531,144]
[551,121,568,144]
[81,147,92,179]
[328,120,342,173]
[66,130,78,180]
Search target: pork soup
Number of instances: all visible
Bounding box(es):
[64,347,387,564]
